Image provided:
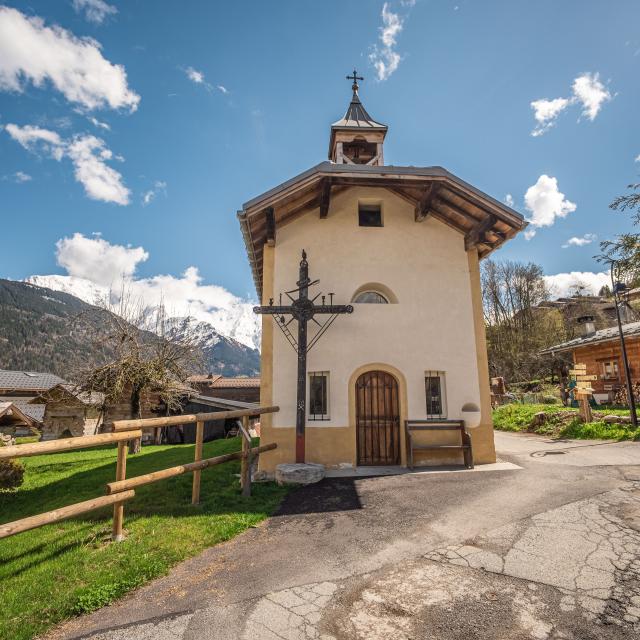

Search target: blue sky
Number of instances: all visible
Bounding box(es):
[1,0,639,306]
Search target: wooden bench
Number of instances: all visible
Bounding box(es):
[405,420,473,470]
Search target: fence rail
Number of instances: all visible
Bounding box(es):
[0,406,279,542]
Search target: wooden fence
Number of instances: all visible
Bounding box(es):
[0,406,279,542]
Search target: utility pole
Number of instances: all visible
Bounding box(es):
[611,261,638,428]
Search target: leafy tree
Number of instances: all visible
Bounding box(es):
[597,183,640,285]
[598,284,612,297]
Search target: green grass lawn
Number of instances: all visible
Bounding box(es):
[0,438,290,640]
[493,403,640,441]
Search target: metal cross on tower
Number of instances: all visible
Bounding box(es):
[346,69,363,90]
[253,250,353,463]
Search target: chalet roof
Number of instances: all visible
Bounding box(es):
[189,393,259,412]
[187,375,260,389]
[540,321,640,355]
[0,401,40,426]
[211,377,260,389]
[15,402,45,423]
[331,88,387,131]
[0,369,67,393]
[238,162,528,296]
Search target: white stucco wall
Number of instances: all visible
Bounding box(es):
[270,186,482,430]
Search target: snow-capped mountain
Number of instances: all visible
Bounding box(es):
[24,274,261,351]
[165,316,259,376]
[3,278,260,377]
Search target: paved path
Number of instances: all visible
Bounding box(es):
[48,432,640,640]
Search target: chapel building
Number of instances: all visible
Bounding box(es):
[238,75,526,474]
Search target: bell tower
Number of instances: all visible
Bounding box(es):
[329,70,388,166]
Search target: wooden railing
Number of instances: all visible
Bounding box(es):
[0,406,279,542]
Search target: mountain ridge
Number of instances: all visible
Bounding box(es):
[0,279,260,379]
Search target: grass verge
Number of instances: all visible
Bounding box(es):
[493,403,640,441]
[0,437,289,640]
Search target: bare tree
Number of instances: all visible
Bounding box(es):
[76,291,201,452]
[482,259,567,383]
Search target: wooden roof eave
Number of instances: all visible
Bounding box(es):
[239,165,527,297]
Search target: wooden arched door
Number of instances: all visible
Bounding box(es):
[356,370,400,465]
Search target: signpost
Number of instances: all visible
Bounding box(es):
[570,363,596,422]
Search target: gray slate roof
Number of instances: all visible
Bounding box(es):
[331,88,387,131]
[0,370,67,392]
[14,402,45,423]
[541,321,640,354]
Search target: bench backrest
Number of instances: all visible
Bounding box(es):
[405,420,465,432]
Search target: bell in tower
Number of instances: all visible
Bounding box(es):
[329,70,388,166]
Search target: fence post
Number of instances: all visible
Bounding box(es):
[192,420,204,505]
[112,441,128,542]
[241,415,251,497]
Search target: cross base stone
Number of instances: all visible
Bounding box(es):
[275,462,325,485]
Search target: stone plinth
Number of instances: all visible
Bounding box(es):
[275,463,325,485]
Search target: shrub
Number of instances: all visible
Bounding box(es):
[541,395,558,405]
[0,435,24,490]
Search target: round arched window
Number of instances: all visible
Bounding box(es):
[353,291,389,304]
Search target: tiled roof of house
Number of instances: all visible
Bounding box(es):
[211,377,260,388]
[541,321,640,354]
[13,401,45,423]
[187,375,260,388]
[0,369,67,392]
[0,401,42,425]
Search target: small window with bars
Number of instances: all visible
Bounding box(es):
[425,371,447,419]
[309,371,330,420]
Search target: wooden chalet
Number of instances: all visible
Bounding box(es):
[542,320,640,404]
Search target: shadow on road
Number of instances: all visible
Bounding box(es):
[274,478,363,516]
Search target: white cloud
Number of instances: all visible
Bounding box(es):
[543,271,610,298]
[530,97,571,137]
[13,170,32,183]
[369,2,408,81]
[562,233,597,249]
[504,193,515,207]
[142,180,167,206]
[72,0,117,25]
[524,229,537,241]
[42,233,260,348]
[185,66,205,84]
[635,154,640,163]
[530,72,612,136]
[184,67,228,94]
[5,123,129,205]
[56,232,148,286]
[572,72,611,121]
[87,115,110,130]
[0,7,139,112]
[4,123,65,159]
[2,170,32,183]
[66,135,130,204]
[524,174,576,233]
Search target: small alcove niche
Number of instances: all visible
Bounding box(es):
[351,283,398,304]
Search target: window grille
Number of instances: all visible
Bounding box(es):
[425,371,447,419]
[353,291,388,304]
[309,371,330,420]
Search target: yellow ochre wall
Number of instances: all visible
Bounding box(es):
[258,187,496,474]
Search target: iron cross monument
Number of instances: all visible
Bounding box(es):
[254,250,353,463]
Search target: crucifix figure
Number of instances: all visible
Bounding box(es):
[254,251,353,463]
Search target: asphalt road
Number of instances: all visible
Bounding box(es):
[46,431,640,640]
